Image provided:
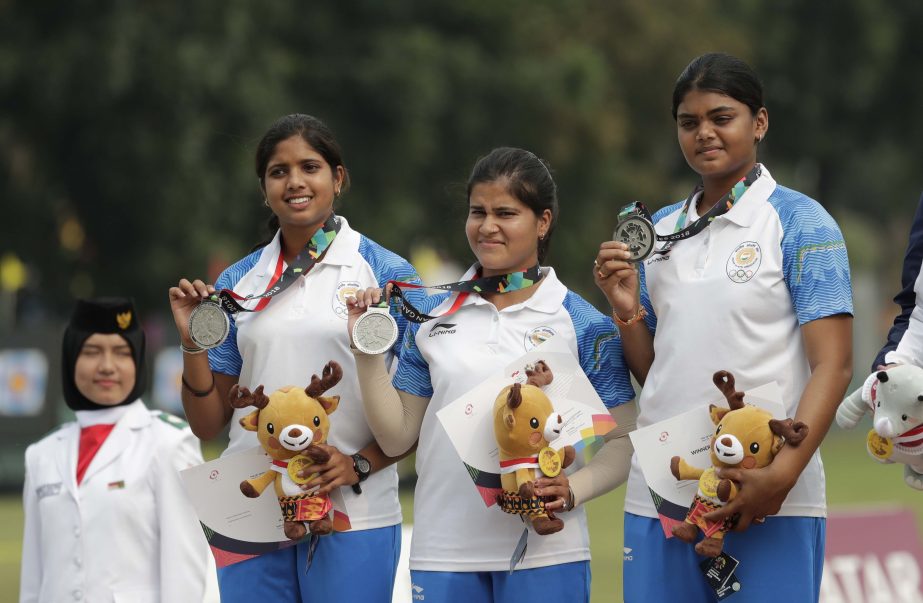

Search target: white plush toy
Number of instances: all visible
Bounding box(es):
[836,365,923,490]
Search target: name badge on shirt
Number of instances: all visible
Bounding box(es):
[36,482,62,500]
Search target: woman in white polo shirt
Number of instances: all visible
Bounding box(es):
[595,53,853,602]
[168,114,422,602]
[346,147,637,603]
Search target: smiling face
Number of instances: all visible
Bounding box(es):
[73,333,137,406]
[466,179,552,277]
[676,89,768,188]
[262,135,345,233]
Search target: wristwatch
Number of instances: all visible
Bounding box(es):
[351,452,371,495]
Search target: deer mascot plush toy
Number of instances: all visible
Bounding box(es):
[670,370,808,557]
[493,360,576,536]
[836,365,923,490]
[230,361,343,539]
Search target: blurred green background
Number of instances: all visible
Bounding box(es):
[3,0,923,601]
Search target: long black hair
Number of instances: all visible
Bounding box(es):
[672,53,765,119]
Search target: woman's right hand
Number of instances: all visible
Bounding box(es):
[168,278,215,344]
[594,241,641,320]
[345,285,391,346]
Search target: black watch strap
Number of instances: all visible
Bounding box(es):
[351,453,371,495]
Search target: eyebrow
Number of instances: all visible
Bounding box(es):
[677,106,738,119]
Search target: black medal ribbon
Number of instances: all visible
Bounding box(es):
[387,264,544,324]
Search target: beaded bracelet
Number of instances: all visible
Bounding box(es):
[613,306,647,327]
[180,342,206,355]
[182,374,215,397]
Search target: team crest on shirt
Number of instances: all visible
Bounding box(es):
[332,281,361,319]
[524,326,556,351]
[726,241,762,283]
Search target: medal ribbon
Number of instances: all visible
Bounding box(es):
[214,214,341,315]
[618,164,762,254]
[386,265,543,324]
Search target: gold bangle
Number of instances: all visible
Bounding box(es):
[613,306,647,327]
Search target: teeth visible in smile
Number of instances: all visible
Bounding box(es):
[287,196,311,205]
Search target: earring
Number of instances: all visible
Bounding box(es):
[263,197,269,207]
[756,134,763,143]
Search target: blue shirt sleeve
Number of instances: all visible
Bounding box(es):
[391,292,450,398]
[562,291,636,408]
[769,187,853,324]
[205,252,261,377]
[358,235,425,359]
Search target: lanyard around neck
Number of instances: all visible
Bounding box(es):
[215,213,341,315]
[387,265,543,324]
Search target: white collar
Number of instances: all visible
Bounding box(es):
[684,164,777,228]
[254,216,359,277]
[75,399,144,428]
[453,265,566,314]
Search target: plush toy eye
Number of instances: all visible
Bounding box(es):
[903,414,909,421]
[267,422,274,434]
[314,416,321,427]
[530,417,540,429]
[715,424,722,435]
[749,442,760,454]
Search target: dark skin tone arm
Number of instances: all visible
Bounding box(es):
[299,442,417,495]
[703,314,853,530]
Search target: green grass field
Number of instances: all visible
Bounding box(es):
[3,432,920,602]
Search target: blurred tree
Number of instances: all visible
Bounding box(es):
[0,0,920,324]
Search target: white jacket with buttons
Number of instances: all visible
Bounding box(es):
[19,400,218,603]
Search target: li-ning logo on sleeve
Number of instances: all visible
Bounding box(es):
[428,323,457,337]
[726,241,762,283]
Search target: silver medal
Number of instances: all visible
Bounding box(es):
[613,215,657,263]
[352,306,398,355]
[188,299,230,349]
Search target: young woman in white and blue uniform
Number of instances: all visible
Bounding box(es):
[168,114,423,602]
[595,53,853,602]
[346,147,637,603]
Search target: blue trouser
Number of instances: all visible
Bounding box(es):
[410,560,590,603]
[623,512,825,602]
[217,524,401,603]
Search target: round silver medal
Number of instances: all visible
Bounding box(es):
[188,299,230,349]
[352,306,398,355]
[613,215,656,263]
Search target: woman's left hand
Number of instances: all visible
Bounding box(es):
[702,463,796,531]
[298,443,359,495]
[534,474,574,513]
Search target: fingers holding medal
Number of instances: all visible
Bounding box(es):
[346,287,398,355]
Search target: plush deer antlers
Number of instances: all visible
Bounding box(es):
[228,384,269,409]
[305,361,343,398]
[769,418,809,446]
[525,360,553,387]
[713,370,745,411]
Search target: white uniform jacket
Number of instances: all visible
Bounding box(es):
[20,400,218,603]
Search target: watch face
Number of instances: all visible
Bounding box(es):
[352,309,398,355]
[356,456,371,474]
[188,301,230,349]
[613,215,656,263]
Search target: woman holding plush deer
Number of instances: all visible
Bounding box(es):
[347,147,637,602]
[595,53,853,602]
[168,114,422,602]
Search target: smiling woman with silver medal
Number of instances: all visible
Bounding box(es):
[595,54,854,603]
[167,114,424,602]
[345,147,638,603]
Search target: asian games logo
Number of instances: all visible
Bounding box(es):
[332,281,361,319]
[726,241,761,284]
[524,326,556,351]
